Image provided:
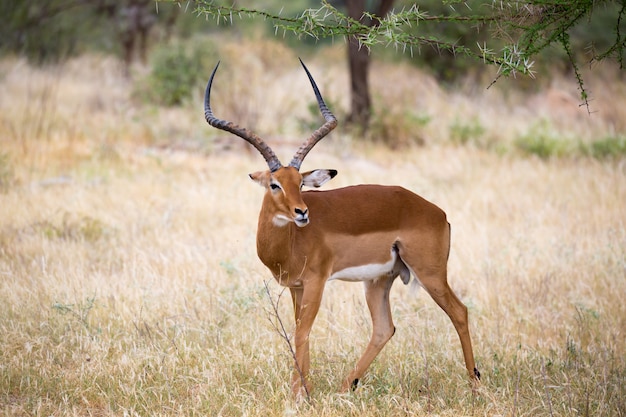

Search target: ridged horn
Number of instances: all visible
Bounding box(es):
[204,62,282,172]
[289,59,338,171]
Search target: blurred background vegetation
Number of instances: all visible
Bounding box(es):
[2,0,624,77]
[1,0,625,156]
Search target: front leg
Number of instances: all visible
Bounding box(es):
[289,283,324,400]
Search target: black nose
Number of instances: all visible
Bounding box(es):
[295,208,308,216]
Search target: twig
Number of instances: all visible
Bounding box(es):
[263,280,310,401]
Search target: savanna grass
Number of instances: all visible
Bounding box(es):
[1,41,625,416]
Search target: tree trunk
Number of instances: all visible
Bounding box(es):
[345,0,394,130]
[346,30,371,127]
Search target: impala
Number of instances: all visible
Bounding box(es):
[204,60,481,398]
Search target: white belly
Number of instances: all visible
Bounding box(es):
[328,249,411,283]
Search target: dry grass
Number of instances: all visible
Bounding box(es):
[0,41,625,416]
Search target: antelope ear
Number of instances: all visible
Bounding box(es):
[249,171,271,187]
[301,169,338,188]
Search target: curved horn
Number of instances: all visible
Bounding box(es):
[289,59,338,171]
[204,62,282,172]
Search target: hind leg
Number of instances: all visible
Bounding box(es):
[419,271,480,383]
[398,236,480,384]
[340,276,396,392]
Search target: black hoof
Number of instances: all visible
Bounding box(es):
[351,378,359,391]
[474,367,481,380]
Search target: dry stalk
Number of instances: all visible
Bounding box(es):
[541,358,554,417]
[263,280,310,402]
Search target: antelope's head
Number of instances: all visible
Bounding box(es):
[204,60,338,227]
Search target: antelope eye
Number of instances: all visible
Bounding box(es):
[270,183,281,191]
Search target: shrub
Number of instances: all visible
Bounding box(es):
[137,37,218,106]
[449,118,487,147]
[514,123,571,159]
[586,135,626,159]
[515,129,626,160]
[367,106,431,149]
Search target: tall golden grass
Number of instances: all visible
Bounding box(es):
[1,40,625,416]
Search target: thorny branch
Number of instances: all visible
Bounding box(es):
[193,0,626,110]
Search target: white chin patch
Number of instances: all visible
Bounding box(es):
[272,215,291,227]
[295,218,309,227]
